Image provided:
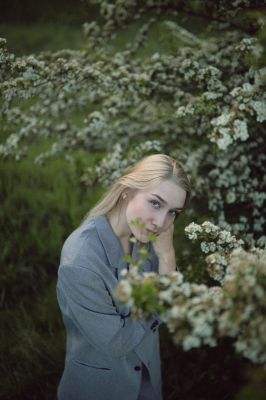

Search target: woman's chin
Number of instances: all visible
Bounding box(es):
[135,231,150,243]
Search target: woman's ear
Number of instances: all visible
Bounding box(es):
[122,188,135,200]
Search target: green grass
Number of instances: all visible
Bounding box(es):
[0,23,85,55]
[0,139,103,398]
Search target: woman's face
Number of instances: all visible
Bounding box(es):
[125,179,186,243]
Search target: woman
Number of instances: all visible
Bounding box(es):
[56,154,191,400]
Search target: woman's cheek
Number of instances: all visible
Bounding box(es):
[138,203,149,221]
[162,218,173,232]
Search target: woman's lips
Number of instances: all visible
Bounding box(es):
[146,229,159,236]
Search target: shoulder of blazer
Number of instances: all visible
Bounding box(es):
[60,217,108,269]
[59,215,125,273]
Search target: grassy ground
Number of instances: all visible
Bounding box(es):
[0,23,85,55]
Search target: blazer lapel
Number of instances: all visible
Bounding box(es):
[94,215,129,282]
[131,241,151,274]
[94,215,152,281]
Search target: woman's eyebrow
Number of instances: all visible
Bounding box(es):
[151,194,183,210]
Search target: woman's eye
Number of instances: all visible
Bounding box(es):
[170,210,178,218]
[150,200,160,209]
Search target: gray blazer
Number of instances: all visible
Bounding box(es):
[56,215,163,400]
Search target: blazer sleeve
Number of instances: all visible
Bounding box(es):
[57,262,160,359]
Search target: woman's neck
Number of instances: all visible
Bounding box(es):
[107,208,131,255]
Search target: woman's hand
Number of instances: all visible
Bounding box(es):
[152,224,174,258]
[152,224,177,274]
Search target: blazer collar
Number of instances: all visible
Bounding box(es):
[94,215,151,280]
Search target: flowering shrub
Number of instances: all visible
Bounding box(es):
[185,221,244,283]
[115,236,266,366]
[219,247,266,365]
[1,1,265,248]
[81,140,162,186]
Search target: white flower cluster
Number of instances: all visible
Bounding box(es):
[208,65,266,149]
[250,99,266,123]
[115,246,266,365]
[210,114,248,150]
[159,277,219,350]
[95,143,128,186]
[185,221,244,283]
[219,247,266,364]
[83,140,162,187]
[185,220,242,246]
[207,140,265,247]
[184,222,204,240]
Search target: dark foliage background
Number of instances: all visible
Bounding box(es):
[1,1,266,399]
[0,0,97,24]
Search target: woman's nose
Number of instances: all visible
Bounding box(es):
[152,213,167,229]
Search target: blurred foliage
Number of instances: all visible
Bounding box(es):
[0,281,65,400]
[0,146,102,399]
[1,2,266,399]
[160,326,253,400]
[173,210,215,285]
[234,365,266,400]
[0,146,101,308]
[0,23,85,56]
[0,0,99,55]
[0,0,97,24]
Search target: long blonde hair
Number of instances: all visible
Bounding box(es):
[84,154,191,221]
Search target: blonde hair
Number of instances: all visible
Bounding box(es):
[84,154,191,221]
